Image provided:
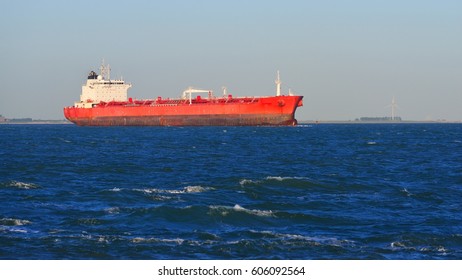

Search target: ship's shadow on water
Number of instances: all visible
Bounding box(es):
[1,124,462,259]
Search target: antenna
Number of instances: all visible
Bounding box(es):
[99,59,111,80]
[100,60,104,78]
[275,71,281,96]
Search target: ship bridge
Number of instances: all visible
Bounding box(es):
[75,62,132,108]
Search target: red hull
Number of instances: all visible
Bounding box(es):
[64,95,303,126]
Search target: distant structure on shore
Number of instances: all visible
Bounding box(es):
[8,118,33,123]
[355,116,402,122]
[355,97,402,122]
[0,116,33,123]
[0,115,69,124]
[387,96,400,121]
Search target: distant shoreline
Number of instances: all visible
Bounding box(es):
[0,120,71,125]
[1,120,461,125]
[300,120,462,124]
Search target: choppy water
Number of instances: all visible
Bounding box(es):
[1,124,461,259]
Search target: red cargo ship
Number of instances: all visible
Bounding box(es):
[63,63,303,126]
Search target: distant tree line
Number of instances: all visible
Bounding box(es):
[0,115,33,123]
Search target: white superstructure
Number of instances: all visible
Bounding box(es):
[75,62,131,108]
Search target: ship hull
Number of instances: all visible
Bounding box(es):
[64,96,303,126]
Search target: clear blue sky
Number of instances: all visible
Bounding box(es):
[1,0,461,120]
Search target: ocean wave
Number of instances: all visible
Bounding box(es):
[0,218,31,226]
[96,236,110,244]
[390,241,448,255]
[240,176,310,185]
[240,176,309,186]
[265,176,311,181]
[57,137,72,143]
[134,185,211,195]
[233,204,274,217]
[245,230,356,248]
[400,188,413,197]
[239,179,259,186]
[104,207,120,214]
[77,218,103,226]
[131,237,184,244]
[184,185,210,193]
[209,204,275,217]
[3,180,40,189]
[134,188,161,194]
[73,232,116,244]
[128,231,353,250]
[153,195,175,201]
[12,228,29,233]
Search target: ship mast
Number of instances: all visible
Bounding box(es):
[275,71,281,96]
[100,60,111,80]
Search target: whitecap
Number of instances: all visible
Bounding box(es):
[134,188,164,195]
[401,188,413,197]
[287,233,355,248]
[97,236,110,243]
[165,186,207,194]
[157,195,175,201]
[275,232,308,240]
[109,187,121,192]
[8,228,28,233]
[184,185,208,193]
[241,204,267,215]
[7,180,40,189]
[161,238,184,244]
[437,246,448,253]
[390,241,405,248]
[165,190,183,194]
[208,205,231,216]
[135,186,210,195]
[390,241,416,251]
[58,137,72,143]
[239,179,258,186]
[0,218,31,226]
[131,237,184,244]
[367,141,377,145]
[265,176,308,181]
[233,204,246,210]
[266,176,285,181]
[248,230,355,247]
[104,207,120,214]
[210,204,275,217]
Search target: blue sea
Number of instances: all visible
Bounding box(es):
[1,123,461,259]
